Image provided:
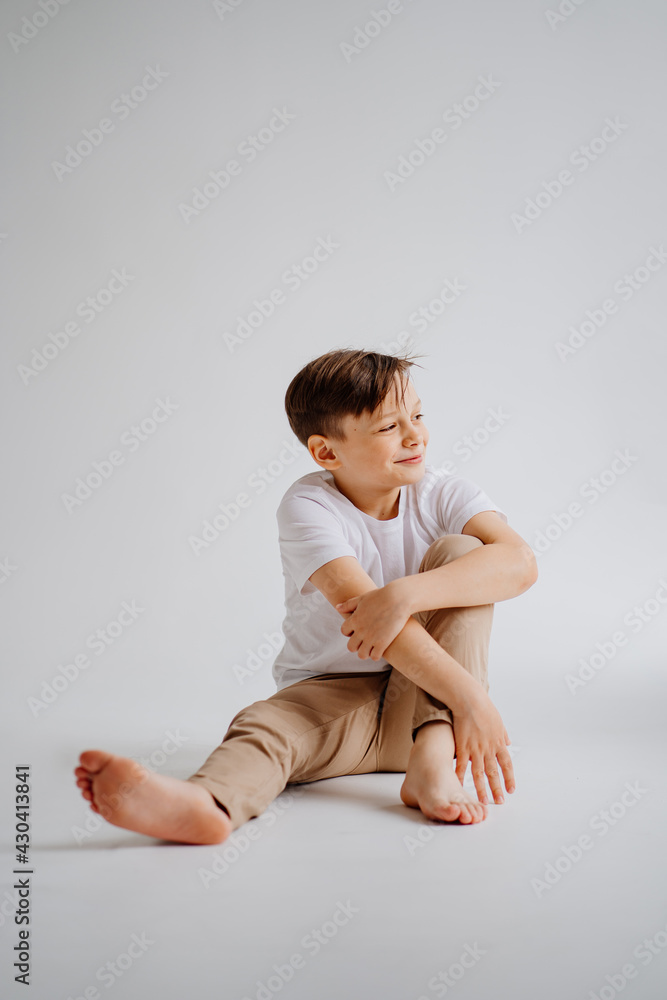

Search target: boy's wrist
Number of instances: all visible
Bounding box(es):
[433,653,485,713]
[447,676,488,714]
[390,576,419,619]
[394,620,484,713]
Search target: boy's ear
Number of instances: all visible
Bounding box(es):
[307,435,342,469]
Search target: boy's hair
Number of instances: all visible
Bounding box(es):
[285,348,426,448]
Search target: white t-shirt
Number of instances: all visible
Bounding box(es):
[272,464,507,691]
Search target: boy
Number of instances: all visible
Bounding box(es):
[74,349,537,842]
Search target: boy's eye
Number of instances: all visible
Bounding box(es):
[380,413,424,432]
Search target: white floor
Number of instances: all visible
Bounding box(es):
[2,704,667,1000]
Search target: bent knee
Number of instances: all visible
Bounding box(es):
[419,532,483,570]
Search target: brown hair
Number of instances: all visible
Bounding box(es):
[285,348,426,448]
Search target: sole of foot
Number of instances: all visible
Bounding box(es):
[74,749,232,845]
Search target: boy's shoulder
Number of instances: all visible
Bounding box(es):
[417,463,460,500]
[276,469,338,516]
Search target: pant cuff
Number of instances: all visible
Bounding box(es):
[186,774,240,829]
[411,710,454,742]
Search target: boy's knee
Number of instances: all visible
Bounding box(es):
[419,532,483,571]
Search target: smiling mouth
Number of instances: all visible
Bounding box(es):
[397,454,423,463]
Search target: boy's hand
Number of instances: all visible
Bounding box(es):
[335,580,412,661]
[450,689,515,804]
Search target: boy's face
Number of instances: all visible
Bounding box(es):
[308,374,429,494]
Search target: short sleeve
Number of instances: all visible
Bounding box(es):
[428,470,508,536]
[277,492,359,596]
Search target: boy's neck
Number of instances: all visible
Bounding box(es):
[331,474,401,521]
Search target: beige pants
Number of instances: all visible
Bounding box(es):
[187,533,494,830]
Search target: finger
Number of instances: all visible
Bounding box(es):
[497,748,516,793]
[470,758,489,805]
[484,755,504,804]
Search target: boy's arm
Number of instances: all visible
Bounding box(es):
[310,556,482,709]
[309,556,515,802]
[398,511,538,615]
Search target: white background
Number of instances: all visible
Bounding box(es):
[1,1,666,999]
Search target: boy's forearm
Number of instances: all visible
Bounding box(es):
[397,541,536,614]
[382,615,482,711]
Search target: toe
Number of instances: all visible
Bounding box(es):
[458,805,473,824]
[435,801,461,822]
[79,750,110,772]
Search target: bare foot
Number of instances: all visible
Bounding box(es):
[400,721,487,825]
[74,750,232,845]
